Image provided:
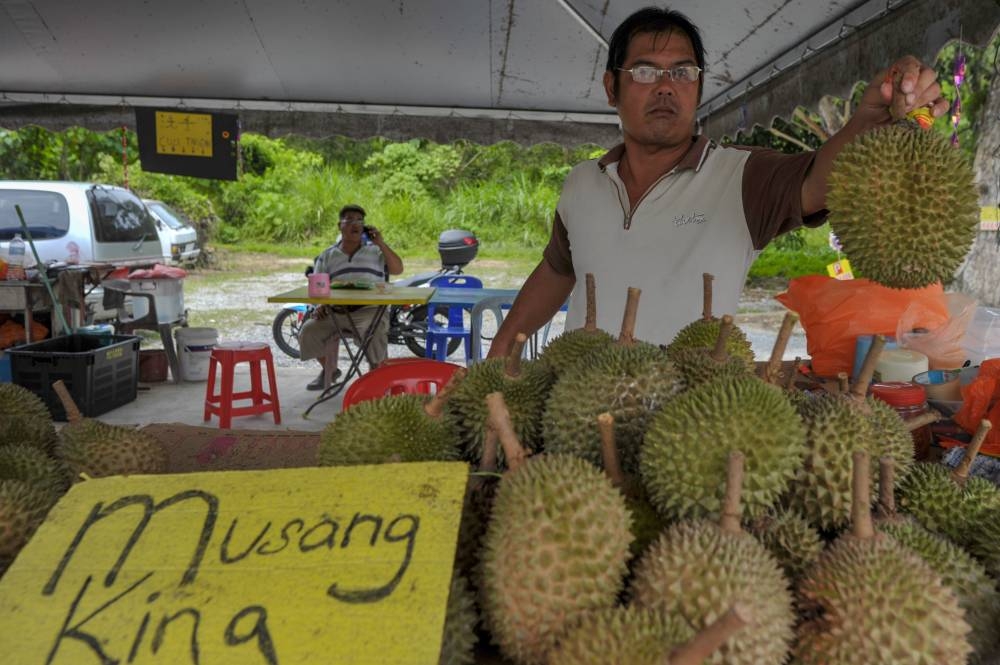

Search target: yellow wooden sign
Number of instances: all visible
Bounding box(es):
[155,111,214,157]
[0,463,468,664]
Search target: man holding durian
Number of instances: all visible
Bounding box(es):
[489,6,949,356]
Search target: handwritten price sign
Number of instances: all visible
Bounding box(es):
[0,463,468,664]
[155,111,214,157]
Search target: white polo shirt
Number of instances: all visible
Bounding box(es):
[314,242,387,283]
[544,136,826,345]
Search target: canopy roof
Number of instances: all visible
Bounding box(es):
[0,0,996,144]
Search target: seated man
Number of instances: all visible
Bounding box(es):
[298,204,404,390]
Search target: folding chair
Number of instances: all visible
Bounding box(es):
[424,274,483,362]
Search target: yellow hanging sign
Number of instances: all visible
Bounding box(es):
[155,111,214,157]
[0,463,468,665]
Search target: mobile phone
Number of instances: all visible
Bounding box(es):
[363,225,375,236]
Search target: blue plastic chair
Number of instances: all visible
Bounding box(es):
[425,274,483,361]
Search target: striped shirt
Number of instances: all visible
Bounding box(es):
[314,242,387,283]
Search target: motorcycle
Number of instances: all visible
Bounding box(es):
[272,229,479,360]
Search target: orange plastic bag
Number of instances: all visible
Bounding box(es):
[954,359,1000,454]
[775,276,948,377]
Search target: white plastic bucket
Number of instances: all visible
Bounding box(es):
[131,278,185,323]
[175,327,218,381]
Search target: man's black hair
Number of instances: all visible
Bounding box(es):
[606,7,706,101]
[339,204,366,220]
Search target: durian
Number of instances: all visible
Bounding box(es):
[669,314,752,389]
[760,312,799,386]
[746,507,823,582]
[826,122,978,289]
[896,419,1000,547]
[445,334,553,468]
[439,573,478,665]
[543,287,682,475]
[318,368,465,466]
[631,452,795,665]
[53,381,168,478]
[597,412,667,559]
[641,375,805,520]
[0,479,56,569]
[0,444,68,502]
[537,273,614,377]
[664,273,755,369]
[547,604,751,665]
[453,427,499,585]
[794,450,972,664]
[479,392,632,665]
[0,383,57,451]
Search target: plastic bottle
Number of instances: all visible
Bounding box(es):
[871,381,934,461]
[6,233,26,281]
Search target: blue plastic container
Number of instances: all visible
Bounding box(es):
[853,335,898,381]
[0,351,10,382]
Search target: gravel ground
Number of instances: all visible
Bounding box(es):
[173,256,805,374]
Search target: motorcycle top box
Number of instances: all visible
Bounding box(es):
[438,230,478,269]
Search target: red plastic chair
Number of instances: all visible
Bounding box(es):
[341,359,462,410]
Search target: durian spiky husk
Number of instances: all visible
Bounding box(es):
[785,395,879,530]
[542,344,682,475]
[0,444,69,502]
[318,394,459,466]
[537,327,616,377]
[547,607,695,665]
[896,462,1000,547]
[794,532,972,664]
[865,397,916,480]
[0,478,57,565]
[0,384,57,452]
[480,454,632,665]
[826,124,978,289]
[664,318,755,370]
[439,573,478,665]
[880,520,1000,663]
[670,345,752,389]
[963,504,1000,579]
[641,376,805,520]
[746,507,823,582]
[58,420,168,478]
[630,521,794,665]
[444,358,553,468]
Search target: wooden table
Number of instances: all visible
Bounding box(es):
[268,285,434,414]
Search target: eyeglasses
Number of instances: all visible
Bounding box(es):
[617,65,702,84]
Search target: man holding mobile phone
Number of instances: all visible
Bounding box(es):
[298,204,404,390]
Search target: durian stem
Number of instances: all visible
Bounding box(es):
[837,372,850,395]
[597,412,625,487]
[719,451,745,534]
[52,380,83,424]
[877,456,896,519]
[710,314,734,364]
[765,312,798,385]
[617,287,641,347]
[785,357,801,390]
[951,419,993,486]
[583,273,598,332]
[423,367,467,419]
[668,604,752,665]
[504,334,527,379]
[702,272,714,321]
[904,409,940,433]
[480,427,499,473]
[485,391,528,472]
[850,450,875,540]
[850,335,886,400]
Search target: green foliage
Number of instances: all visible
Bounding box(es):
[749,223,839,280]
[932,35,1000,161]
[363,140,461,199]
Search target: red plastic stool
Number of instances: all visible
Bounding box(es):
[203,342,281,429]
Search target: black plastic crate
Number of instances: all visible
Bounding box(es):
[9,334,140,421]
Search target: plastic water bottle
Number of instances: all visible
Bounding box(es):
[6,233,25,281]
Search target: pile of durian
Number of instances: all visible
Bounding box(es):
[315,273,1000,665]
[0,380,168,573]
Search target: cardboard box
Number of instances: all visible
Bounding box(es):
[141,422,320,473]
